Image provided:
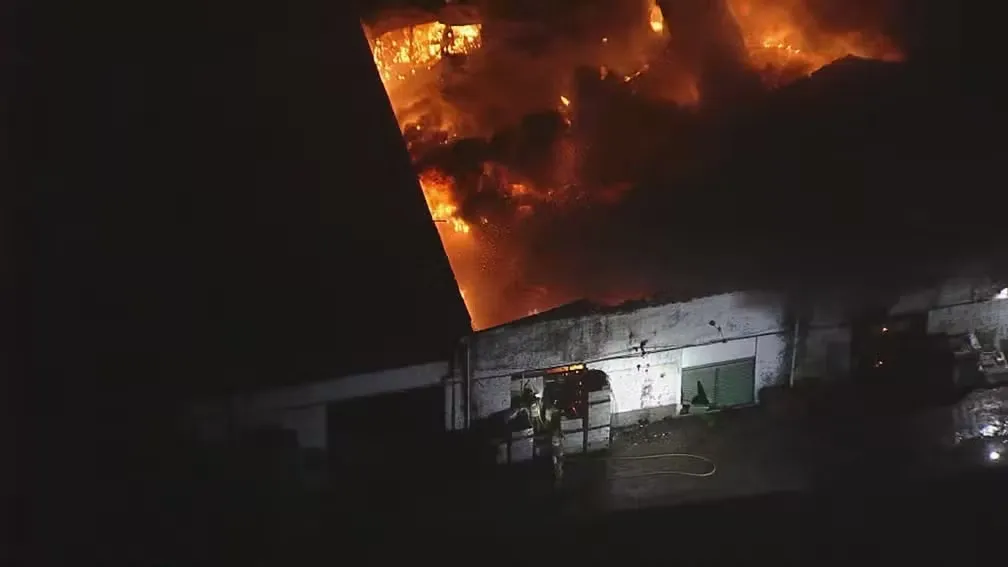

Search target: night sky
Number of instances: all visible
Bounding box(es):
[23,1,471,408]
[19,3,475,554]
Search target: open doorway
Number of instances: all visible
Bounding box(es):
[851,311,955,408]
[504,366,612,463]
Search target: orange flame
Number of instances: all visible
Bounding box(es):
[728,0,901,77]
[418,169,471,235]
[363,4,901,329]
[649,1,665,33]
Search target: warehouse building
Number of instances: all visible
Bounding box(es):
[185,277,1008,473]
[445,276,1008,461]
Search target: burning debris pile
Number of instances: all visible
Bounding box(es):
[362,0,904,330]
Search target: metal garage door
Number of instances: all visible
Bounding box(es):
[681,358,756,411]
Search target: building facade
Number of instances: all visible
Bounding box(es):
[183,360,453,487]
[184,277,1008,472]
[446,291,796,435]
[446,276,1008,456]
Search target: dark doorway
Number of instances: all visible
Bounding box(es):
[851,310,955,408]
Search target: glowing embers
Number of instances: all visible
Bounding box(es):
[726,0,902,78]
[444,24,482,55]
[419,169,470,234]
[546,364,586,375]
[648,1,664,33]
[369,22,483,85]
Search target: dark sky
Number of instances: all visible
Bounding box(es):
[20,0,471,412]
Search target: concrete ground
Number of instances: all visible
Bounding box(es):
[541,386,1008,517]
[602,407,813,509]
[457,407,816,520]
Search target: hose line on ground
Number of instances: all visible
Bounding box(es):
[605,452,717,479]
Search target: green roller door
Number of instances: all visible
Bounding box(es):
[681,358,756,411]
[714,359,756,408]
[681,366,717,409]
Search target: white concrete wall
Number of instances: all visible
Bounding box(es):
[447,278,1008,433]
[457,291,792,428]
[891,276,997,316]
[191,361,452,450]
[682,338,756,367]
[755,332,790,394]
[593,348,683,425]
[235,360,450,413]
[927,298,1008,345]
[470,291,787,379]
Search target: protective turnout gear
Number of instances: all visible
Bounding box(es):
[509,386,565,487]
[543,405,565,486]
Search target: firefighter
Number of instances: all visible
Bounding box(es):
[508,387,565,487]
[541,392,565,487]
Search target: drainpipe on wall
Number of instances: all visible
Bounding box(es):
[789,317,801,387]
[449,372,455,432]
[463,336,472,429]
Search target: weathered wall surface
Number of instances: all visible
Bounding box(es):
[188,361,452,448]
[235,361,450,413]
[459,291,792,428]
[593,348,683,426]
[891,277,997,316]
[471,292,788,377]
[451,279,1008,432]
[796,277,1000,382]
[755,333,790,392]
[797,326,852,381]
[927,298,1008,345]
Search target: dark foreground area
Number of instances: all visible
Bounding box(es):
[48,419,1008,566]
[124,464,1007,566]
[466,468,1008,565]
[33,389,1008,564]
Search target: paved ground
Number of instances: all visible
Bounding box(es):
[602,407,813,509]
[487,386,1008,519]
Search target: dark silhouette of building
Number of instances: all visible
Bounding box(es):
[31,2,470,405]
[21,2,470,560]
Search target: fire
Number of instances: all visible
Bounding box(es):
[418,169,470,235]
[444,23,482,55]
[727,0,901,77]
[370,22,483,87]
[363,3,902,330]
[508,183,531,197]
[370,22,445,85]
[648,2,664,34]
[416,168,485,327]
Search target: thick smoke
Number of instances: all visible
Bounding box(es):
[376,0,999,329]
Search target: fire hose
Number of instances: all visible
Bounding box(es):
[604,452,718,479]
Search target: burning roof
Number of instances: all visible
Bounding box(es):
[360,0,994,331]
